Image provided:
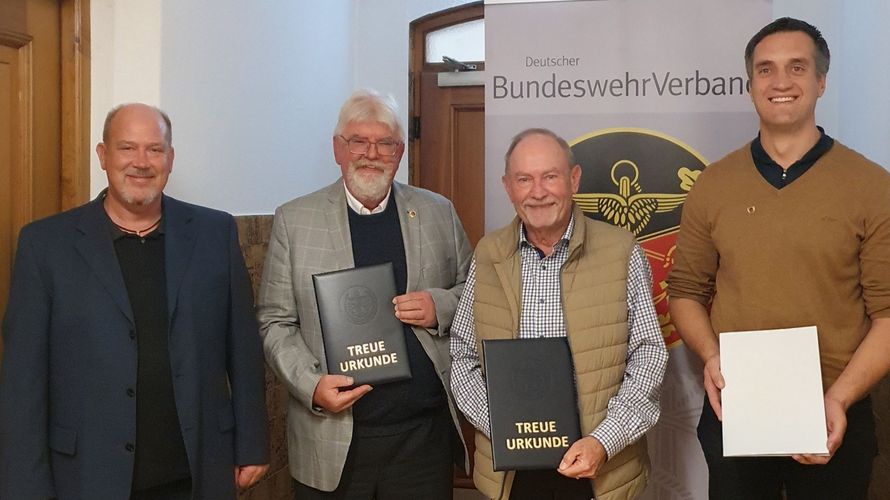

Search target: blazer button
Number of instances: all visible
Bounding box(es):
[125,442,135,452]
[129,330,136,340]
[126,388,136,397]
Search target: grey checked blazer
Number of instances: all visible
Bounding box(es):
[257,180,472,491]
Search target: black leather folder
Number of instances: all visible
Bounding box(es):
[312,263,411,386]
[483,337,581,470]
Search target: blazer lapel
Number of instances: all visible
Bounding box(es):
[394,183,421,292]
[324,182,355,271]
[163,196,197,321]
[74,196,135,325]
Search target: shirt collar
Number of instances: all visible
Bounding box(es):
[519,214,575,257]
[343,181,392,215]
[750,126,834,189]
[107,216,165,240]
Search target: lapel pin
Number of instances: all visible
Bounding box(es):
[746,206,756,214]
[407,210,417,218]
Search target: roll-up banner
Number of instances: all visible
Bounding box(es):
[485,1,772,498]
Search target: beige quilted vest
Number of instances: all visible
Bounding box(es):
[470,208,649,500]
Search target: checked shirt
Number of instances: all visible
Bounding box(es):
[450,215,668,459]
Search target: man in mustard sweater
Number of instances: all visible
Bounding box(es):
[668,17,890,499]
[451,128,667,500]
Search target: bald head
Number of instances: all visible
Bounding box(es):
[504,128,575,174]
[103,103,172,147]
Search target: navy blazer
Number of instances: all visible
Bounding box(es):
[0,194,269,500]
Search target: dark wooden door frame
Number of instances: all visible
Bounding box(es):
[408,1,483,185]
[0,0,89,258]
[60,0,91,209]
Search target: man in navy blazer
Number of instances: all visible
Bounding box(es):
[0,103,269,499]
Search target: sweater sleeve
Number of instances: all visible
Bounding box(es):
[667,168,718,305]
[860,177,890,319]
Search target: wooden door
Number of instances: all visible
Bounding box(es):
[0,43,18,357]
[410,3,484,490]
[418,76,485,247]
[410,2,485,247]
[0,0,90,364]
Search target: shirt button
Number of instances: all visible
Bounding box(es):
[538,298,545,304]
[126,388,135,397]
[125,443,135,452]
[541,265,547,270]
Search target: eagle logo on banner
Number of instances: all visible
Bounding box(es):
[574,160,693,235]
[571,128,705,347]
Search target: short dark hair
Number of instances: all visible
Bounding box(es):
[744,17,830,78]
[504,128,576,173]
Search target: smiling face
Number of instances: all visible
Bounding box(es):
[97,104,174,214]
[749,31,826,135]
[333,120,404,208]
[502,133,581,238]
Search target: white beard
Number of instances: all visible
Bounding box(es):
[122,189,160,207]
[120,167,162,206]
[344,160,391,204]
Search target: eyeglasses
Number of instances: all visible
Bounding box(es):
[339,135,401,156]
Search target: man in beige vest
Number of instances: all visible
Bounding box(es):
[450,128,668,500]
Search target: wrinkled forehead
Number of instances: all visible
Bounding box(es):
[506,134,572,174]
[108,107,168,142]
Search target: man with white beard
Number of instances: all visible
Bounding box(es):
[257,89,472,499]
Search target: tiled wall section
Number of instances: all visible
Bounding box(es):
[234,215,890,500]
[235,215,293,500]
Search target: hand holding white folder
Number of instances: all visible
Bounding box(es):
[719,326,829,457]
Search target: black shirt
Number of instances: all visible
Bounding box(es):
[110,219,191,490]
[750,126,834,189]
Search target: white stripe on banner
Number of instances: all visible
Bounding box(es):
[485,1,772,499]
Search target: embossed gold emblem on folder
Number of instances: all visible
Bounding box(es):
[313,263,411,386]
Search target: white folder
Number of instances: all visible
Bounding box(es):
[719,325,829,456]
